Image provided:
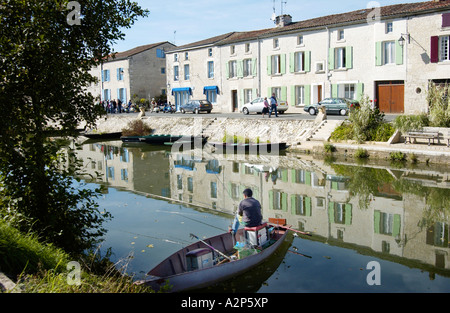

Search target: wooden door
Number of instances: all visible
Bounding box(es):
[231,90,238,112]
[377,83,404,113]
[317,85,322,102]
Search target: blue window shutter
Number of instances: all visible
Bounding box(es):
[101,70,104,82]
[106,70,110,82]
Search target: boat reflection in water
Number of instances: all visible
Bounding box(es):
[68,139,450,292]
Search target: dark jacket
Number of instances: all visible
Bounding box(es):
[238,197,262,227]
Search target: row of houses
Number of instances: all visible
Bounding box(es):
[89,0,450,115]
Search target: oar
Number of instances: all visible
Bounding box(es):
[268,223,312,236]
[190,233,232,261]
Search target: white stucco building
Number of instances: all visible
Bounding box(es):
[165,0,450,114]
[88,42,176,104]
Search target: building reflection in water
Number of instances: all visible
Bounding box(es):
[71,140,450,276]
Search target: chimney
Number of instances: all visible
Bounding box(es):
[275,14,292,27]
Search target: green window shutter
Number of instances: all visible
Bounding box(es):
[252,88,258,99]
[375,42,382,66]
[304,85,311,105]
[267,56,272,76]
[344,203,352,225]
[280,54,286,74]
[328,48,335,70]
[395,41,404,65]
[291,195,297,214]
[281,86,287,102]
[328,202,335,223]
[226,62,230,79]
[268,87,272,98]
[281,193,288,212]
[290,85,296,106]
[281,169,288,182]
[356,83,364,101]
[289,52,295,73]
[374,210,381,233]
[269,190,274,210]
[305,197,311,216]
[332,181,338,190]
[305,171,311,186]
[393,214,401,238]
[252,58,257,77]
[240,89,244,106]
[331,84,338,98]
[305,51,311,72]
[345,46,353,69]
[237,60,244,78]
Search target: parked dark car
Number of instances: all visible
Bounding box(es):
[180,100,212,114]
[304,98,359,116]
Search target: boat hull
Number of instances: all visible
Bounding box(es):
[137,228,289,292]
[121,135,207,145]
[208,142,287,154]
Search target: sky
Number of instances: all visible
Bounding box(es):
[112,0,427,52]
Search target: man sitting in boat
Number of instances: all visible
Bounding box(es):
[230,188,262,235]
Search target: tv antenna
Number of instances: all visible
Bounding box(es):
[270,0,276,21]
[281,1,287,15]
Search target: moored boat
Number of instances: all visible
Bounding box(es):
[135,220,291,293]
[121,134,207,145]
[207,142,288,153]
[81,131,123,140]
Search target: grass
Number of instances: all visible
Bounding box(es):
[0,219,156,293]
[121,119,153,137]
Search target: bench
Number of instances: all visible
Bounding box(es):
[404,131,440,146]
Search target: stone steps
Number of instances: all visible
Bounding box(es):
[307,120,341,142]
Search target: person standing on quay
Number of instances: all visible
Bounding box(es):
[269,93,278,118]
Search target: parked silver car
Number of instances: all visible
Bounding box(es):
[180,100,212,114]
[242,98,288,115]
[303,98,359,116]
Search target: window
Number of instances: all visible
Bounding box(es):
[295,85,305,105]
[185,52,189,60]
[207,61,214,78]
[273,38,279,49]
[205,89,217,103]
[271,55,281,74]
[208,48,213,57]
[102,69,110,82]
[230,45,235,55]
[442,13,450,28]
[316,61,325,73]
[243,59,252,77]
[177,175,182,190]
[161,67,166,74]
[187,177,193,192]
[271,87,281,100]
[335,47,346,69]
[184,64,190,80]
[174,53,178,62]
[245,43,251,53]
[383,41,396,64]
[294,51,305,72]
[338,29,345,41]
[103,89,111,100]
[440,36,450,62]
[386,22,393,33]
[243,89,252,104]
[297,35,304,45]
[117,88,127,103]
[117,68,124,81]
[174,65,179,81]
[228,60,237,78]
[156,48,165,58]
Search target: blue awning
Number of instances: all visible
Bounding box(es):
[203,86,219,94]
[172,87,192,96]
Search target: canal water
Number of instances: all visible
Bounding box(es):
[72,139,450,292]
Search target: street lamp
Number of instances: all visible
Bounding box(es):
[398,33,410,47]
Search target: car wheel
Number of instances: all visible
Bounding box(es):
[207,110,211,114]
[181,108,186,114]
[309,107,316,115]
[243,107,249,115]
[279,110,284,114]
[340,109,347,116]
[194,108,199,114]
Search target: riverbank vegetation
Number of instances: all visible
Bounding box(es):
[0,1,150,292]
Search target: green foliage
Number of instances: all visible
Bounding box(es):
[122,119,153,136]
[354,148,369,159]
[427,82,450,127]
[389,151,406,162]
[329,122,354,141]
[373,122,395,142]
[0,0,148,254]
[323,143,336,153]
[222,132,250,143]
[348,95,386,143]
[392,114,429,133]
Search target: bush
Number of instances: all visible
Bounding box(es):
[392,114,429,133]
[355,148,369,159]
[323,143,336,153]
[427,82,450,127]
[330,122,354,141]
[122,119,153,136]
[373,123,395,142]
[390,151,406,162]
[349,95,386,143]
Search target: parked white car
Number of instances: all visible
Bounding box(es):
[241,97,288,115]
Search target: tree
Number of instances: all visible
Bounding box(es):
[0,0,149,254]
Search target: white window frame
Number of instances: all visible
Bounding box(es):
[184,64,190,80]
[273,38,279,49]
[295,85,305,106]
[294,51,305,72]
[243,59,253,77]
[383,41,396,65]
[245,43,251,53]
[174,65,179,81]
[174,53,178,62]
[335,47,346,69]
[385,22,393,34]
[230,45,236,55]
[338,29,345,41]
[271,55,281,75]
[297,35,304,46]
[243,89,253,104]
[229,60,237,78]
[208,48,213,57]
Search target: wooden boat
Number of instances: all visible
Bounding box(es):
[207,142,288,153]
[135,220,290,293]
